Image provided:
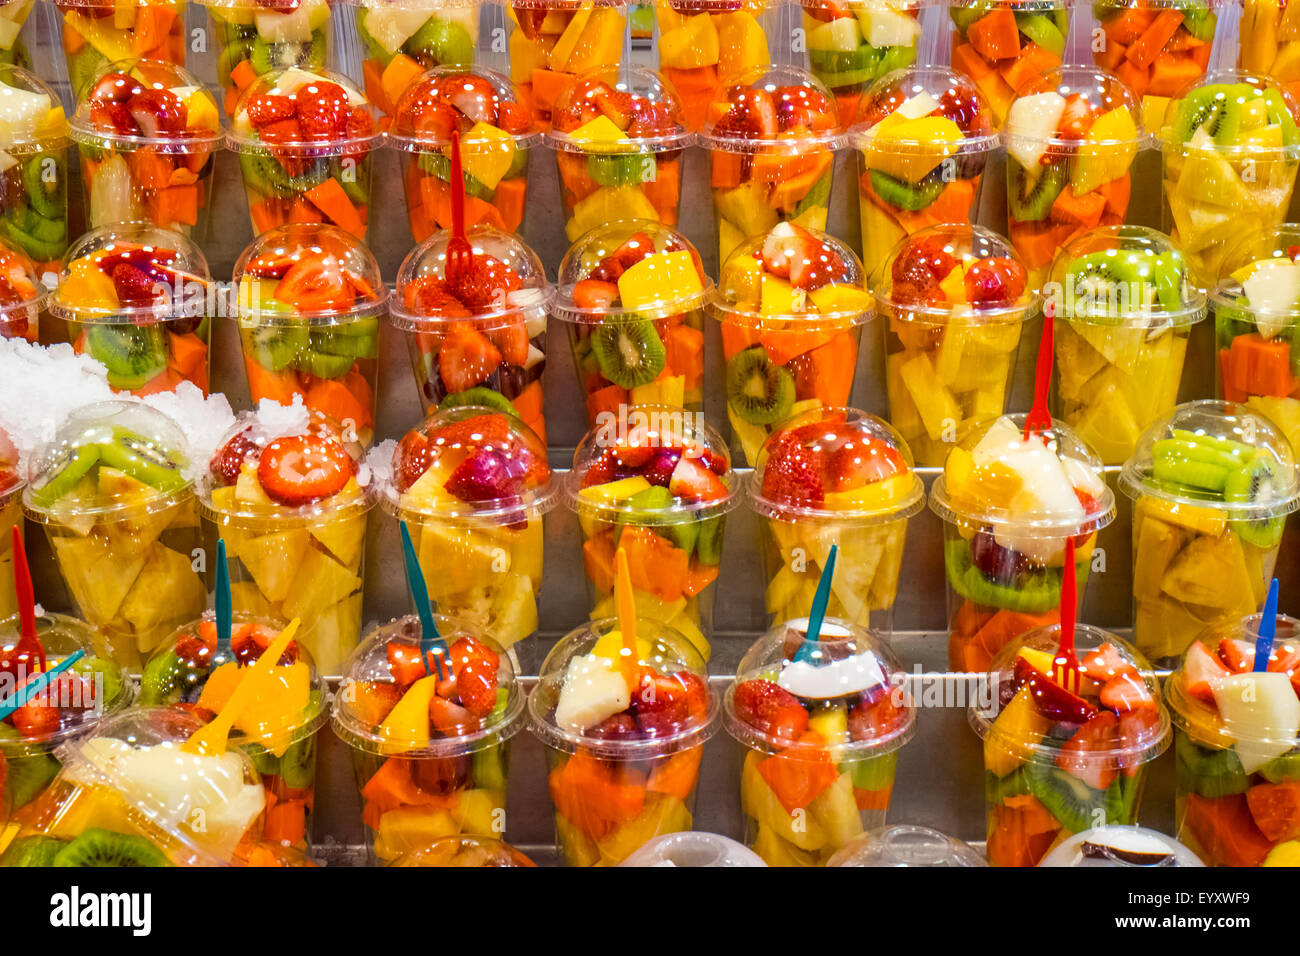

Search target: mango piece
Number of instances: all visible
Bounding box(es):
[617,250,703,312]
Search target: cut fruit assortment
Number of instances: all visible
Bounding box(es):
[749,406,925,631]
[655,0,773,130]
[1090,0,1218,107]
[930,413,1116,672]
[0,236,45,342]
[1118,399,1300,663]
[528,616,717,866]
[388,834,537,866]
[0,425,20,621]
[1048,225,1207,464]
[332,614,525,863]
[0,0,35,68]
[723,617,915,867]
[203,0,331,117]
[1240,0,1300,105]
[0,65,70,271]
[355,0,479,118]
[971,624,1171,866]
[949,0,1072,124]
[57,0,187,101]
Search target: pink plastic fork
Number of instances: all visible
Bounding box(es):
[11,526,45,675]
[445,128,473,288]
[1053,535,1080,694]
[1023,303,1055,442]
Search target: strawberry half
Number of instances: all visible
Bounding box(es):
[257,434,355,507]
[668,456,728,502]
[732,678,808,742]
[448,635,500,717]
[438,322,502,393]
[1055,710,1119,791]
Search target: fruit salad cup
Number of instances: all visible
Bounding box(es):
[1048,225,1207,464]
[552,221,710,428]
[529,616,716,866]
[0,0,35,68]
[57,0,187,99]
[1166,613,1300,867]
[386,406,557,651]
[389,66,539,241]
[50,223,215,396]
[656,0,773,130]
[1240,0,1300,102]
[230,68,379,238]
[725,617,915,866]
[355,0,479,118]
[803,0,925,127]
[138,612,329,848]
[1161,72,1300,286]
[203,0,331,116]
[202,408,375,675]
[333,614,524,863]
[1004,67,1144,289]
[0,65,70,272]
[23,402,207,669]
[750,407,924,631]
[1119,400,1300,663]
[233,224,386,443]
[826,824,988,866]
[872,225,1032,467]
[0,236,45,341]
[621,830,767,866]
[1091,0,1218,109]
[389,835,537,866]
[972,624,1171,866]
[0,427,20,621]
[949,0,1071,125]
[930,413,1116,672]
[853,67,997,273]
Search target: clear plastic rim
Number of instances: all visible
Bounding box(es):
[236,294,390,325]
[747,469,926,525]
[388,291,553,332]
[565,467,740,521]
[546,127,696,153]
[0,289,48,322]
[383,474,562,523]
[551,277,714,325]
[701,128,848,152]
[872,296,1038,325]
[226,128,381,155]
[386,128,544,153]
[200,482,377,526]
[1209,286,1300,322]
[705,294,874,329]
[722,678,916,758]
[509,0,630,8]
[24,484,197,524]
[67,122,224,152]
[801,0,934,9]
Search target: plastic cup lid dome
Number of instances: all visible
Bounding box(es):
[510,0,629,9]
[0,236,48,323]
[0,423,20,499]
[852,67,996,151]
[1118,399,1300,519]
[700,64,844,150]
[1157,70,1300,156]
[827,824,987,867]
[620,832,767,867]
[332,614,524,756]
[233,223,388,323]
[199,0,327,9]
[1212,224,1300,324]
[548,65,690,152]
[229,68,378,153]
[1006,66,1144,149]
[389,65,540,150]
[388,835,537,867]
[69,59,221,149]
[1038,825,1205,867]
[0,64,67,149]
[802,0,930,10]
[750,406,924,522]
[673,0,775,10]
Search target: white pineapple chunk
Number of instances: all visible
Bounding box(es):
[554,653,630,733]
[1212,672,1300,773]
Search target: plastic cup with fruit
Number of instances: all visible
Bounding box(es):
[1240,0,1300,100]
[0,0,35,69]
[0,426,21,622]
[229,67,379,239]
[1090,0,1219,108]
[0,236,45,342]
[655,0,774,130]
[49,223,215,397]
[137,611,328,848]
[22,402,207,669]
[723,617,914,866]
[547,66,692,241]
[826,824,988,866]
[852,67,997,273]
[620,830,768,866]
[699,65,845,265]
[750,406,924,632]
[201,406,375,675]
[1047,225,1207,465]
[56,0,187,100]
[388,65,540,241]
[1160,71,1300,286]
[1004,67,1145,289]
[930,413,1116,672]
[971,624,1170,866]
[1038,824,1204,866]
[201,0,331,117]
[551,221,712,428]
[948,0,1071,125]
[233,224,387,444]
[872,224,1033,467]
[0,65,70,272]
[1119,399,1300,664]
[353,0,480,118]
[332,614,524,864]
[388,834,537,866]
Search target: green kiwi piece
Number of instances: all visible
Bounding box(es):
[1024,755,1106,833]
[695,515,723,565]
[239,151,328,200]
[1008,160,1066,222]
[355,10,393,67]
[69,657,123,706]
[98,426,188,493]
[217,37,254,80]
[249,35,322,75]
[1170,86,1223,144]
[294,349,355,379]
[943,538,1066,613]
[406,17,473,65]
[869,169,946,211]
[1051,4,1070,35]
[1176,733,1251,796]
[616,486,700,557]
[416,152,497,200]
[0,836,65,867]
[52,827,173,867]
[849,750,897,791]
[793,168,833,218]
[310,317,379,359]
[67,47,103,102]
[1172,427,1256,459]
[247,324,308,372]
[440,388,518,415]
[587,153,654,188]
[1067,250,1185,319]
[29,443,100,509]
[725,346,795,426]
[1224,454,1287,547]
[809,44,882,89]
[1263,88,1300,147]
[1180,0,1217,41]
[1103,770,1139,823]
[23,154,64,220]
[472,743,507,791]
[1259,749,1300,783]
[986,767,1031,803]
[950,0,993,32]
[137,648,198,705]
[0,216,66,262]
[591,318,666,388]
[2,751,60,811]
[1210,84,1255,145]
[278,734,317,789]
[1014,13,1065,57]
[84,324,168,390]
[1150,451,1231,493]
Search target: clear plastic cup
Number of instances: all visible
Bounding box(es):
[853,67,997,280]
[23,401,206,669]
[201,408,375,675]
[551,220,711,429]
[700,65,845,266]
[0,425,20,621]
[49,223,215,397]
[202,0,332,117]
[0,236,46,342]
[384,406,558,650]
[229,68,379,239]
[1240,0,1300,101]
[827,824,987,866]
[1090,0,1220,110]
[620,830,767,866]
[529,616,716,866]
[567,404,736,661]
[872,224,1034,467]
[0,65,70,273]
[0,0,36,70]
[709,222,873,465]
[137,611,329,849]
[1038,824,1204,866]
[1165,612,1300,866]
[930,413,1116,672]
[656,0,775,130]
[948,0,1072,125]
[390,223,551,437]
[233,224,387,444]
[1005,67,1145,289]
[971,624,1171,867]
[332,614,525,864]
[388,834,537,866]
[1160,71,1300,286]
[750,406,924,633]
[388,65,540,241]
[56,0,187,99]
[1047,225,1207,464]
[353,0,481,118]
[1119,400,1300,664]
[724,616,915,866]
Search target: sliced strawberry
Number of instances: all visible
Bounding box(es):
[246,93,298,129]
[496,100,532,134]
[444,449,528,502]
[427,412,513,448]
[588,713,641,740]
[732,678,808,742]
[1016,662,1098,724]
[387,641,432,686]
[450,254,522,312]
[1219,637,1256,673]
[633,668,708,735]
[788,238,845,291]
[1183,640,1232,703]
[257,434,355,507]
[848,688,905,742]
[210,427,258,487]
[404,275,471,317]
[428,695,478,736]
[760,222,814,278]
[772,84,834,132]
[448,636,500,717]
[741,88,779,138]
[487,317,530,366]
[760,430,825,507]
[1268,641,1300,676]
[1056,93,1097,140]
[572,279,620,310]
[1100,671,1156,713]
[668,456,728,503]
[394,430,435,492]
[1117,706,1163,777]
[612,232,657,269]
[274,255,353,312]
[89,72,143,105]
[438,321,502,392]
[826,435,903,492]
[233,623,298,666]
[1056,710,1119,790]
[964,257,1026,308]
[444,74,500,126]
[127,89,187,136]
[1079,642,1139,683]
[110,262,165,306]
[179,624,218,666]
[294,80,351,138]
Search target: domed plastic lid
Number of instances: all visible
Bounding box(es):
[970,623,1171,766]
[528,616,716,755]
[332,614,524,756]
[0,64,67,149]
[1157,70,1300,156]
[49,223,212,323]
[24,401,194,519]
[552,220,711,322]
[1006,66,1143,149]
[510,0,628,8]
[1117,399,1300,518]
[388,835,537,867]
[199,0,325,9]
[827,824,987,867]
[852,67,997,151]
[229,68,378,153]
[389,65,540,150]
[386,405,556,520]
[233,223,388,323]
[0,237,48,323]
[69,59,222,150]
[672,0,775,10]
[724,617,914,754]
[0,424,20,500]
[1039,825,1205,867]
[803,0,929,10]
[870,224,1035,323]
[620,832,767,867]
[1213,224,1300,326]
[568,403,737,520]
[1046,226,1206,327]
[699,64,844,150]
[548,66,691,153]
[391,224,551,330]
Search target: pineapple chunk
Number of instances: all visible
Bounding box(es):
[554,654,630,733]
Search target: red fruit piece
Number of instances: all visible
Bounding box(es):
[848,688,905,742]
[1183,640,1232,703]
[387,641,436,686]
[245,93,298,129]
[427,412,512,448]
[788,239,845,291]
[611,232,656,269]
[760,431,825,507]
[111,263,164,306]
[1055,710,1119,791]
[1100,671,1156,713]
[126,88,188,137]
[210,427,259,487]
[450,254,522,312]
[572,278,620,310]
[1117,706,1162,778]
[428,695,479,736]
[294,80,351,138]
[668,456,728,502]
[438,322,502,393]
[257,433,355,507]
[720,86,778,139]
[1218,637,1256,673]
[496,100,532,134]
[394,430,435,492]
[442,74,500,125]
[633,668,708,735]
[274,255,353,313]
[1079,642,1139,683]
[588,713,641,740]
[444,449,528,502]
[404,275,470,317]
[448,635,500,717]
[771,84,834,132]
[1056,93,1097,140]
[964,257,1026,308]
[232,622,297,667]
[487,317,530,367]
[179,624,218,666]
[760,222,817,278]
[1015,659,1098,724]
[89,72,144,105]
[732,678,808,742]
[826,435,903,492]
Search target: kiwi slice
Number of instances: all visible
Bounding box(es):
[29,443,100,509]
[986,767,1031,803]
[1008,161,1066,222]
[943,538,1067,614]
[1015,13,1065,57]
[1067,250,1184,319]
[0,836,65,867]
[1180,0,1217,42]
[0,216,66,262]
[950,0,993,32]
[587,153,654,188]
[849,750,897,791]
[1151,436,1240,492]
[23,154,64,220]
[1260,749,1300,783]
[440,388,518,416]
[406,17,473,66]
[249,33,326,76]
[1225,455,1287,548]
[725,346,795,426]
[311,318,380,359]
[1024,755,1107,834]
[98,426,188,493]
[70,657,123,706]
[278,734,317,789]
[247,324,308,372]
[355,10,394,67]
[84,324,169,391]
[294,349,355,379]
[617,486,700,557]
[591,318,666,389]
[1170,87,1223,144]
[1,749,60,811]
[137,648,201,706]
[52,828,173,867]
[1176,733,1251,797]
[696,515,723,565]
[869,169,946,211]
[809,44,882,89]
[794,169,834,219]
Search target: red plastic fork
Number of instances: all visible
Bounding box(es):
[1052,535,1080,695]
[11,526,46,675]
[445,128,473,287]
[1023,302,1055,442]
